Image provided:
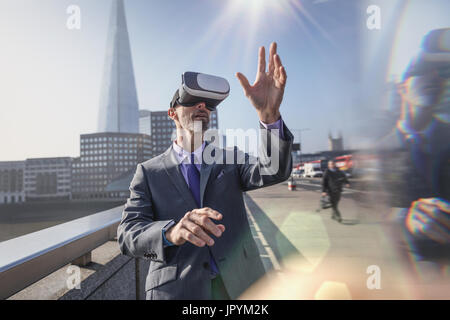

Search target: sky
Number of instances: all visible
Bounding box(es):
[0,0,449,161]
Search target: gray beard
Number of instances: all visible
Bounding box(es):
[183,119,209,133]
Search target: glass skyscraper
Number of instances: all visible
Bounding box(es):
[97,0,139,134]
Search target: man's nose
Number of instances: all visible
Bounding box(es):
[195,102,208,110]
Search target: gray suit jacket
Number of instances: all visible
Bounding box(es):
[117,123,293,299]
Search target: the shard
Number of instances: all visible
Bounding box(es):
[97,0,139,133]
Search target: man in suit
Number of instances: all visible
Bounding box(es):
[377,28,450,272]
[117,42,294,300]
[321,160,350,223]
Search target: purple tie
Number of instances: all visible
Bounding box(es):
[186,153,219,276]
[187,153,201,207]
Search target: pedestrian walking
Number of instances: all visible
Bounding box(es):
[322,160,350,223]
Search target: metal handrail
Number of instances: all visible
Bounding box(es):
[0,205,124,300]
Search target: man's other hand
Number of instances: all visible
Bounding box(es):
[165,207,225,247]
[405,197,450,244]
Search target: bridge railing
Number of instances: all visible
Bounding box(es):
[0,205,123,300]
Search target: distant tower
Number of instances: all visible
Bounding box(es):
[328,131,344,151]
[97,0,139,133]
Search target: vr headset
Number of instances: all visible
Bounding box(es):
[402,28,450,80]
[170,72,230,111]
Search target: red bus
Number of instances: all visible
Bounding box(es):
[334,155,353,174]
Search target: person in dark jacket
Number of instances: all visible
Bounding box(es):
[322,160,350,222]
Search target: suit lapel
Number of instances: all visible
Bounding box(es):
[162,146,198,209]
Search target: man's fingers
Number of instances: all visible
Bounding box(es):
[180,227,206,247]
[274,54,283,71]
[258,46,266,73]
[273,54,282,79]
[268,42,277,76]
[417,217,450,244]
[257,46,266,80]
[408,209,450,244]
[417,202,450,230]
[182,220,215,246]
[194,207,223,220]
[435,200,450,213]
[209,208,223,220]
[236,72,251,96]
[419,197,450,213]
[217,224,226,233]
[407,218,449,243]
[189,215,223,237]
[189,208,223,237]
[280,66,287,85]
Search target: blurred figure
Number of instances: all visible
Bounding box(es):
[378,28,450,278]
[322,160,350,223]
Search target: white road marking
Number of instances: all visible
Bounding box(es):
[245,201,282,272]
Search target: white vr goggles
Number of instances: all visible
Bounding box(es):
[170,72,230,111]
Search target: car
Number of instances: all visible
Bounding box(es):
[291,169,302,178]
[304,162,323,178]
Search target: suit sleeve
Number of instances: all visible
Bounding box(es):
[117,164,173,263]
[237,120,293,192]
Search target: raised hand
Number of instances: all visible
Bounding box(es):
[236,42,287,124]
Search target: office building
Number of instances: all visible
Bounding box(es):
[24,158,72,202]
[72,132,152,199]
[139,109,152,136]
[0,161,25,204]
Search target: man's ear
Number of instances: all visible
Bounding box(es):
[168,108,177,121]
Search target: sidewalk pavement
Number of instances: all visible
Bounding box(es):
[241,181,448,299]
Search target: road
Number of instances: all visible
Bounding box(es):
[241,178,449,299]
